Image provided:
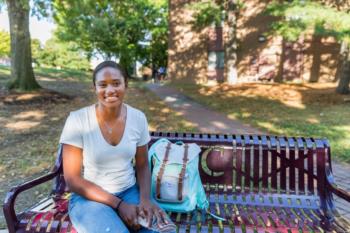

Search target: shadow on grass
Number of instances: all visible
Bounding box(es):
[35,67,90,81]
[0,65,90,82]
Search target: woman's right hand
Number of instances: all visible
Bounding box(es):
[117,202,140,230]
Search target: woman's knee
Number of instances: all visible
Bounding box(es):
[69,196,129,233]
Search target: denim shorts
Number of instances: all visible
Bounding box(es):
[69,184,159,233]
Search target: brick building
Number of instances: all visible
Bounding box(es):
[167,0,343,84]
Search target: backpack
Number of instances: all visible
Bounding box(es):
[148,138,209,212]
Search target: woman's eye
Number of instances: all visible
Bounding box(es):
[98,83,107,88]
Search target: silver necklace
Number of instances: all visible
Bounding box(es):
[102,108,124,134]
[104,121,114,134]
[98,105,124,134]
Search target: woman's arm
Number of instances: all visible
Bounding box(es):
[135,144,151,201]
[62,144,121,208]
[63,144,139,228]
[136,144,168,226]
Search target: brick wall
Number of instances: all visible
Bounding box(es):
[167,0,208,84]
[168,0,343,84]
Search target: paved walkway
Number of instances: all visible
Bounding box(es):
[147,83,262,135]
[146,83,350,219]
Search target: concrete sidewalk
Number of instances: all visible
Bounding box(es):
[146,82,350,219]
[147,83,261,135]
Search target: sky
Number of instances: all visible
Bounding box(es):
[0,11,55,44]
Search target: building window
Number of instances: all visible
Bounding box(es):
[208,51,224,70]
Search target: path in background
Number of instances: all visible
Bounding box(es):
[146,83,262,135]
[146,83,350,220]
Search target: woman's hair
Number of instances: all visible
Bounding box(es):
[92,61,128,86]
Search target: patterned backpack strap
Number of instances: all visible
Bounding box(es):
[156,142,172,199]
[177,144,189,201]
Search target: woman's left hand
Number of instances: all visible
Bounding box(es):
[138,199,169,227]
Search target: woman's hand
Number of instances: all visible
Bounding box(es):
[117,202,140,230]
[138,199,169,227]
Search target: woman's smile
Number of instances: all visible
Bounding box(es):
[105,96,119,102]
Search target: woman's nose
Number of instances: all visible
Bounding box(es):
[105,84,116,93]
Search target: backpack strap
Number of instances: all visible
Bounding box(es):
[156,142,172,199]
[178,144,189,201]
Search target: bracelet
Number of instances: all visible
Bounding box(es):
[115,199,123,212]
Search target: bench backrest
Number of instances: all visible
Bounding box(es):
[53,132,332,203]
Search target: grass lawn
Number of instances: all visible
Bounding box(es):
[0,65,196,228]
[171,82,350,162]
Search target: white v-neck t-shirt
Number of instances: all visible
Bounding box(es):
[59,104,151,193]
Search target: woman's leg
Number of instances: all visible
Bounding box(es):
[69,193,129,233]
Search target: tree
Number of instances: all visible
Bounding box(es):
[52,0,168,72]
[336,41,350,94]
[0,29,10,57]
[145,1,168,69]
[0,0,54,90]
[189,0,242,84]
[2,0,40,90]
[225,0,240,84]
[266,0,350,94]
[37,36,90,70]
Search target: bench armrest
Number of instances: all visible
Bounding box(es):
[328,183,350,202]
[3,169,59,233]
[326,166,350,202]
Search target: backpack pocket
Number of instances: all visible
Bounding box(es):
[154,165,189,203]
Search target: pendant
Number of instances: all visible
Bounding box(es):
[107,128,113,134]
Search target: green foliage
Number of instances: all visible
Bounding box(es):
[145,0,168,68]
[266,0,350,42]
[31,0,52,18]
[188,0,245,30]
[188,1,223,29]
[31,39,43,65]
[52,0,168,70]
[0,30,10,57]
[35,36,90,70]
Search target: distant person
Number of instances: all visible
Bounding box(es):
[158,67,166,82]
[60,61,170,233]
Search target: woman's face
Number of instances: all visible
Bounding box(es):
[95,67,126,108]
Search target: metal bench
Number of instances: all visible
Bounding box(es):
[3,132,350,233]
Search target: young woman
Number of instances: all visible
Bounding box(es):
[60,61,168,233]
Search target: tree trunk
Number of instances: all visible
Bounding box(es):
[6,0,40,90]
[336,41,350,94]
[224,0,238,84]
[118,55,131,78]
[309,35,322,82]
[275,38,286,83]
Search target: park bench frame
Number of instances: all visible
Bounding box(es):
[3,132,350,233]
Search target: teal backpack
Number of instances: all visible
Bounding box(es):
[148,138,209,213]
